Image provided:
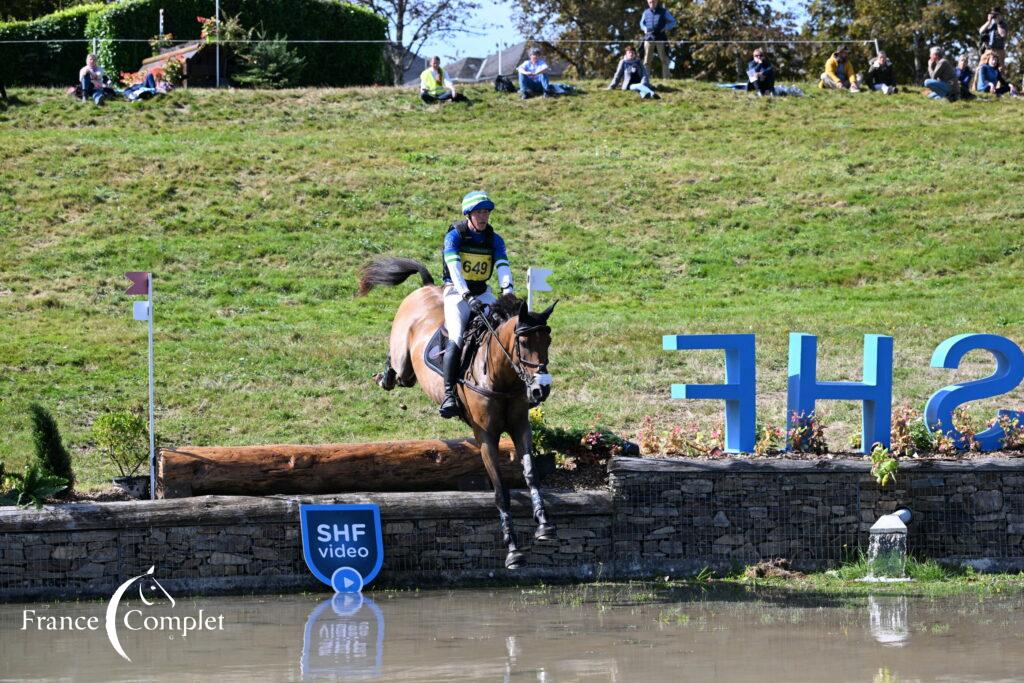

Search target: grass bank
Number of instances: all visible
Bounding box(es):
[2,83,1024,488]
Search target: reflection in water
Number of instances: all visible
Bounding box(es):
[868,596,909,647]
[301,594,385,680]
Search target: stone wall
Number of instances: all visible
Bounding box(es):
[610,457,1024,574]
[2,458,1024,601]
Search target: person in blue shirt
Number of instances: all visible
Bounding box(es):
[517,48,552,99]
[746,48,775,96]
[977,50,1014,95]
[438,191,514,418]
[956,54,975,100]
[640,0,677,80]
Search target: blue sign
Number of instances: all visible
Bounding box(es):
[300,594,385,679]
[300,504,384,593]
[664,334,756,453]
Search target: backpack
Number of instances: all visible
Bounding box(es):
[494,75,516,93]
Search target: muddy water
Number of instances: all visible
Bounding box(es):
[2,586,1024,682]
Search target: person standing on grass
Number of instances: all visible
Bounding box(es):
[746,48,775,96]
[865,51,897,94]
[819,45,860,91]
[640,0,677,80]
[420,56,468,104]
[438,191,514,418]
[979,7,1009,66]
[517,48,551,99]
[923,46,959,101]
[607,45,660,99]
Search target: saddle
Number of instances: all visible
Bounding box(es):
[423,325,479,378]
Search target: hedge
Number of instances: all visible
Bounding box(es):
[0,4,104,86]
[84,0,387,86]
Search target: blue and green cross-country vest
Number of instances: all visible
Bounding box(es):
[441,220,508,296]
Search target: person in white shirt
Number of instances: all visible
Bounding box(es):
[79,54,112,105]
[517,48,551,99]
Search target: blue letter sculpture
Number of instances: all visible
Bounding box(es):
[787,333,893,453]
[664,334,756,453]
[924,334,1024,451]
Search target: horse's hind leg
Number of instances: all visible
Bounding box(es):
[512,421,556,541]
[374,353,398,390]
[476,428,525,569]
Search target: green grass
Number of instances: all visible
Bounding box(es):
[3,82,1024,488]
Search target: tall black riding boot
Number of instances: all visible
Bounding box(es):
[438,340,462,419]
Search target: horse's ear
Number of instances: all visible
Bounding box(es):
[538,300,558,320]
[517,300,530,319]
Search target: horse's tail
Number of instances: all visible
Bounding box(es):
[357,257,435,296]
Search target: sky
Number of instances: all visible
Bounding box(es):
[419,0,809,63]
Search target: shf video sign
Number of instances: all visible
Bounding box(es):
[300,504,384,593]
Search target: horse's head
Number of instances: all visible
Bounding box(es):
[514,300,556,406]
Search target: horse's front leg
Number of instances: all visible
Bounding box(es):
[511,419,556,542]
[475,427,526,569]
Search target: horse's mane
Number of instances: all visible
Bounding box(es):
[464,293,522,344]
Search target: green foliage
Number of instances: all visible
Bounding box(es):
[85,0,386,86]
[0,0,96,22]
[869,444,898,486]
[91,410,148,477]
[0,3,104,86]
[788,412,828,454]
[0,462,68,508]
[905,556,952,581]
[234,31,307,89]
[754,422,785,456]
[28,403,74,490]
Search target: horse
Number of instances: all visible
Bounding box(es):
[358,256,556,569]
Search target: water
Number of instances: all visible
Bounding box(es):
[3,586,1024,682]
[864,531,911,581]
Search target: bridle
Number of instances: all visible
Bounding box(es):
[474,312,549,387]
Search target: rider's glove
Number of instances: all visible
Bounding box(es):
[464,293,485,315]
[501,287,514,297]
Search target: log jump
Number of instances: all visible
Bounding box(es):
[156,437,522,498]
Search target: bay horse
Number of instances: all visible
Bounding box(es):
[358,256,556,569]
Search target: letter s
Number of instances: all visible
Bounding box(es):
[317,524,330,542]
[925,334,1024,451]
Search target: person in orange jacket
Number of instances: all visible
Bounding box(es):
[819,45,861,91]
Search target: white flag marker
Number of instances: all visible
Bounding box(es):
[526,267,552,312]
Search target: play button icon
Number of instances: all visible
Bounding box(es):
[330,566,364,594]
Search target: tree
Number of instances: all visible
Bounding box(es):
[352,0,482,85]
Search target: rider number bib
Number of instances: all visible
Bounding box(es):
[460,251,493,281]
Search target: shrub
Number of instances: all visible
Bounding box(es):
[754,422,785,456]
[0,463,68,509]
[998,412,1024,451]
[0,4,105,86]
[92,409,148,477]
[234,30,306,88]
[788,411,828,454]
[28,403,74,491]
[870,444,898,486]
[85,0,386,86]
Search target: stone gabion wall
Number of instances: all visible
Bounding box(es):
[3,459,1024,601]
[610,457,1024,574]
[0,491,613,602]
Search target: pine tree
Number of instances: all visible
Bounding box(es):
[28,403,74,492]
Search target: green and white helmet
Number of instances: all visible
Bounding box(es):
[462,190,495,215]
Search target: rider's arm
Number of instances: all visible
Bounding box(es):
[493,235,513,293]
[443,231,472,297]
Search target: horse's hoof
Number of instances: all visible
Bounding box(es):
[534,523,557,542]
[505,551,527,570]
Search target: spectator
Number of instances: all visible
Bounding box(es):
[865,51,897,94]
[819,46,860,91]
[979,7,1009,66]
[924,46,959,101]
[640,0,677,80]
[956,54,975,100]
[419,56,468,104]
[977,50,1015,96]
[607,45,660,99]
[746,48,775,96]
[517,47,551,100]
[79,53,113,105]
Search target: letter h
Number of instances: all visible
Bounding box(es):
[663,334,755,453]
[787,333,893,453]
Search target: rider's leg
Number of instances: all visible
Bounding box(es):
[439,286,469,418]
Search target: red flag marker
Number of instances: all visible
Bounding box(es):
[125,272,149,295]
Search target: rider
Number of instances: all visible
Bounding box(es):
[438,190,514,418]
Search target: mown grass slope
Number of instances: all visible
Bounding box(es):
[2,83,1023,487]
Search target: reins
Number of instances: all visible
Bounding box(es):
[460,311,547,399]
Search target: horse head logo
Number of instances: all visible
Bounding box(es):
[104,565,174,662]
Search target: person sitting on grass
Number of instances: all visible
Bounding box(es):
[746,48,775,96]
[923,46,959,101]
[607,45,659,99]
[819,45,860,91]
[956,54,975,100]
[79,53,114,105]
[419,56,468,104]
[865,51,897,94]
[977,50,1016,96]
[517,48,551,99]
